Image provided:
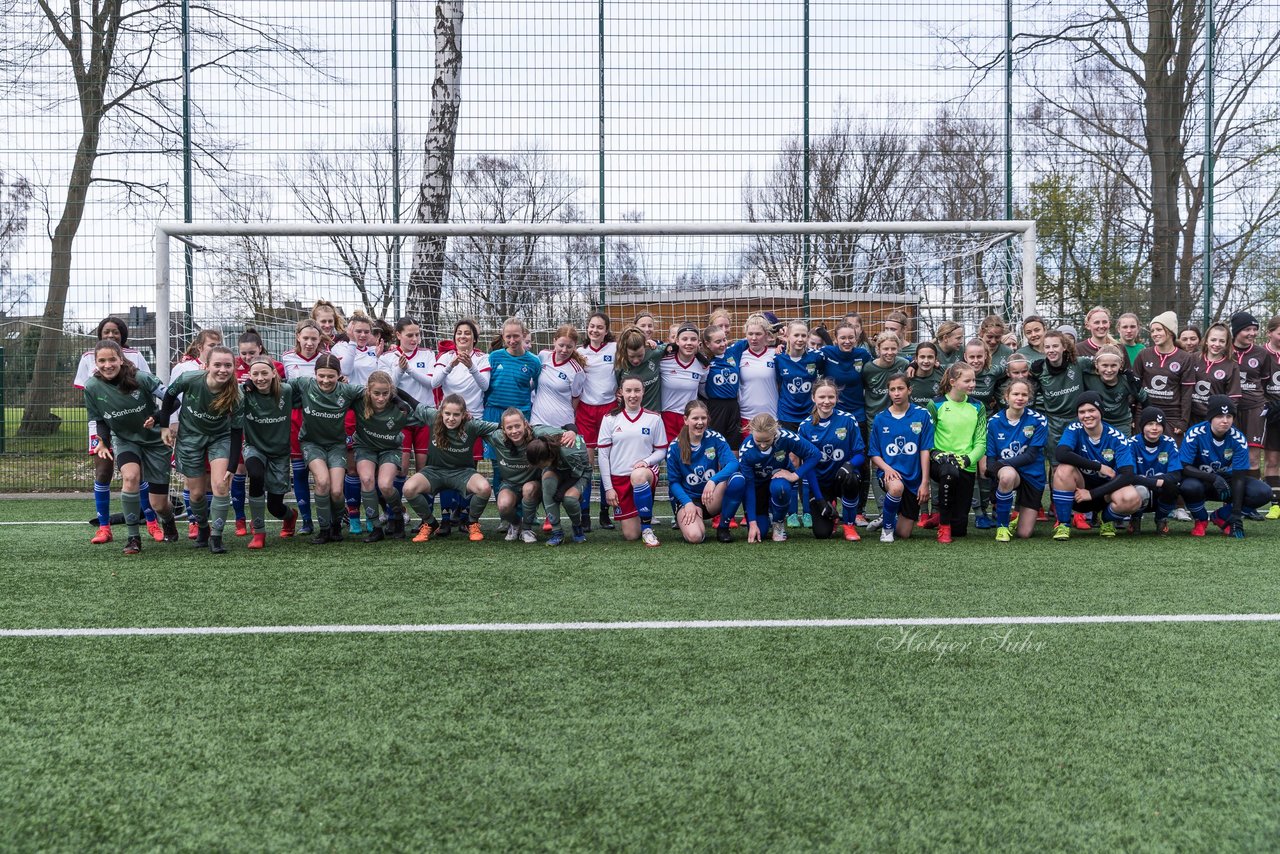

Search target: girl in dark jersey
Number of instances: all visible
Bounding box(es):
[1133,312,1193,438]
[240,357,299,549]
[1081,345,1145,435]
[1187,323,1242,424]
[290,353,364,545]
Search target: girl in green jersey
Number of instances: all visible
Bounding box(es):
[156,345,242,554]
[401,393,504,543]
[241,358,298,549]
[291,353,364,545]
[488,409,575,543]
[352,370,431,543]
[84,341,178,555]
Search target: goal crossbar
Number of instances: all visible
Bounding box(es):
[154,219,1037,380]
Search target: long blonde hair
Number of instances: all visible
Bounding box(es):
[363,370,394,418]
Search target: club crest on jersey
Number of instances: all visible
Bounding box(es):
[726,357,736,366]
[835,428,847,440]
[1022,425,1035,437]
[911,422,922,434]
[641,427,651,435]
[1102,449,1114,462]
[1170,361,1181,372]
[417,361,426,369]
[1249,358,1259,368]
[1214,370,1225,380]
[1224,448,1234,460]
[705,448,716,460]
[336,396,346,407]
[806,364,817,375]
[773,450,785,461]
[1158,452,1168,464]
[603,355,613,363]
[130,390,141,399]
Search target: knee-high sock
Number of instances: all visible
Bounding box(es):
[94,481,112,527]
[249,494,267,533]
[209,494,230,536]
[313,493,332,528]
[1266,475,1280,504]
[121,490,141,537]
[231,473,247,521]
[1052,490,1076,525]
[769,479,792,524]
[468,490,489,522]
[407,493,434,522]
[361,489,382,527]
[994,488,1014,528]
[719,474,745,527]
[1101,505,1127,524]
[139,482,156,522]
[343,475,361,514]
[542,478,562,528]
[383,487,404,516]
[291,460,312,525]
[633,480,654,526]
[520,494,539,527]
[880,493,901,533]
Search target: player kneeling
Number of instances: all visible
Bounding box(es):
[666,400,740,543]
[1179,395,1271,538]
[798,379,865,541]
[985,378,1047,541]
[1050,392,1142,540]
[868,373,934,543]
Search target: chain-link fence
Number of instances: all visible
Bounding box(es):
[1,0,1277,489]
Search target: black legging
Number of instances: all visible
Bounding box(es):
[245,456,288,518]
[812,464,863,540]
[930,457,976,536]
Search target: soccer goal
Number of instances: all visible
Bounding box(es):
[153,220,1035,380]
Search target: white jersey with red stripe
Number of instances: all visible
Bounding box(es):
[281,350,320,381]
[659,353,706,414]
[578,341,618,406]
[531,351,585,428]
[73,346,151,389]
[332,341,382,386]
[166,357,204,427]
[391,346,436,405]
[597,408,668,480]
[431,350,491,416]
[737,346,779,421]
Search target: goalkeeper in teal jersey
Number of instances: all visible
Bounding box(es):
[155,345,244,554]
[83,340,179,555]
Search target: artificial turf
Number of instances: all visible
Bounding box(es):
[2,499,1278,849]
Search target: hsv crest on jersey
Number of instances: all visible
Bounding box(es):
[641,427,651,435]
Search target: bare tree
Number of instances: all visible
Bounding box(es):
[286,140,419,319]
[0,171,34,315]
[406,0,463,338]
[1009,0,1280,319]
[6,1,315,436]
[744,117,921,295]
[446,149,582,329]
[206,187,293,325]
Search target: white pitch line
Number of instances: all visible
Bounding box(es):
[2,613,1279,638]
[0,521,91,526]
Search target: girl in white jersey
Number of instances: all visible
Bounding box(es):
[331,312,380,534]
[280,319,323,535]
[659,324,708,442]
[598,376,668,547]
[575,311,619,531]
[389,315,436,540]
[533,324,587,430]
[430,318,491,535]
[737,313,780,433]
[75,316,158,545]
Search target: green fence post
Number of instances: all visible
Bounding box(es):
[0,345,6,454]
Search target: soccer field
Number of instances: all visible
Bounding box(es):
[3,498,1278,850]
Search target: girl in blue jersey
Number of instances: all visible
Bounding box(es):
[722,413,826,543]
[666,400,740,544]
[775,320,825,526]
[701,323,742,452]
[1179,395,1271,538]
[1050,391,1142,540]
[820,320,876,526]
[484,318,542,501]
[868,373,934,544]
[984,378,1047,541]
[1127,406,1182,535]
[798,379,866,541]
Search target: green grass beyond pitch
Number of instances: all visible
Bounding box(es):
[1,498,1278,850]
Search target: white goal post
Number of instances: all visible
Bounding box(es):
[154,219,1036,382]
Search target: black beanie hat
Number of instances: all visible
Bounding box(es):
[1230,311,1258,339]
[1137,406,1165,432]
[1076,391,1104,413]
[1205,394,1236,417]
